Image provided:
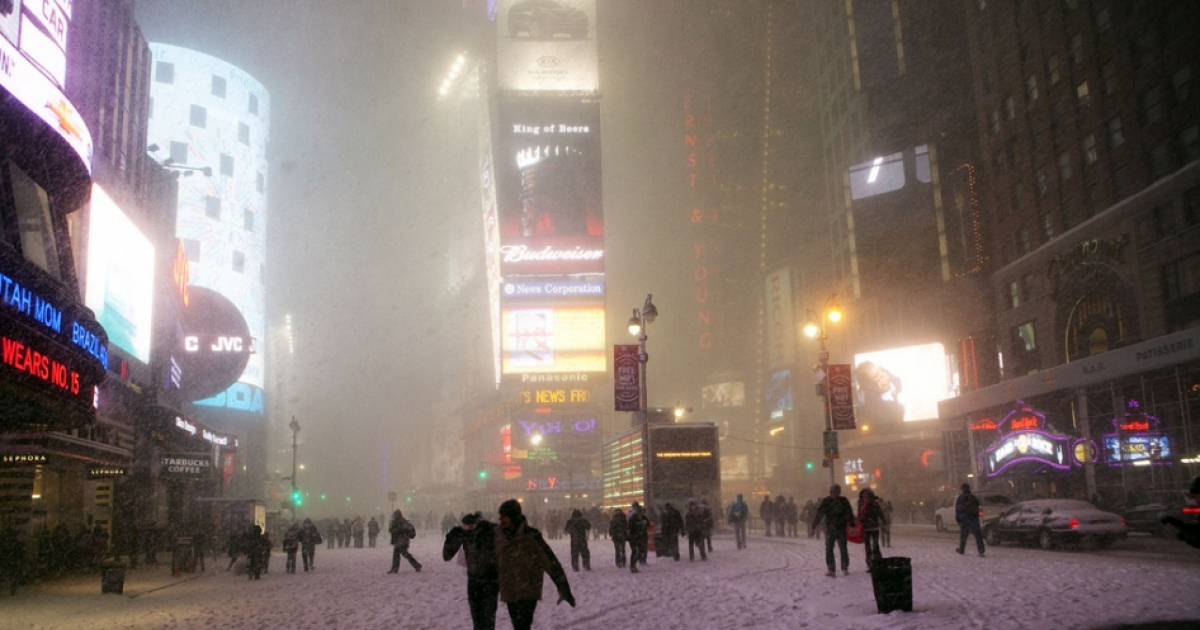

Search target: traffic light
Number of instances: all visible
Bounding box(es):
[478,469,488,480]
[291,489,302,507]
[320,493,326,500]
[805,461,814,471]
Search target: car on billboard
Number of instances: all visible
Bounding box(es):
[508,0,589,39]
[982,499,1127,550]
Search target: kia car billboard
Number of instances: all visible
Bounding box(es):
[85,185,155,364]
[497,0,598,93]
[495,99,603,276]
[853,343,952,423]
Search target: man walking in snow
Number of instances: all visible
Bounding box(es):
[443,512,500,630]
[627,501,650,573]
[387,510,422,573]
[495,499,575,630]
[955,483,985,557]
[813,484,856,577]
[728,493,749,549]
[563,509,592,571]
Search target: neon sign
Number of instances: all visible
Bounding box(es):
[1103,400,1169,466]
[981,404,1073,476]
[2,334,82,395]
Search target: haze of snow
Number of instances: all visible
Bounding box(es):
[5,525,1198,630]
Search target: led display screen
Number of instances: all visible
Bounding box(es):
[764,370,793,420]
[1103,435,1172,464]
[495,99,603,275]
[496,0,598,93]
[853,343,950,422]
[85,185,155,363]
[701,382,744,409]
[147,44,269,397]
[848,146,932,201]
[501,304,605,377]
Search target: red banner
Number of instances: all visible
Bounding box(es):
[828,364,856,430]
[614,345,641,411]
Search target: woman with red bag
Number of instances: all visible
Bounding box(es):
[857,488,887,572]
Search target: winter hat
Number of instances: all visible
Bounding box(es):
[571,509,582,518]
[461,512,481,526]
[830,484,841,495]
[962,483,972,492]
[736,493,743,501]
[631,501,640,509]
[498,499,523,520]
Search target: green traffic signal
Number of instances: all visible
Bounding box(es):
[805,461,814,470]
[478,469,487,479]
[292,490,303,506]
[320,494,326,500]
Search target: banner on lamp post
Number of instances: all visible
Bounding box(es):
[828,364,857,430]
[614,345,641,411]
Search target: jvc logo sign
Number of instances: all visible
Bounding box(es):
[184,336,248,353]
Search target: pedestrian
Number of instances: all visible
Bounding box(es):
[325,520,337,550]
[786,497,800,537]
[857,488,887,571]
[774,495,787,537]
[563,509,592,571]
[368,516,380,548]
[760,495,774,537]
[299,518,321,571]
[955,483,985,557]
[353,517,365,548]
[443,512,501,630]
[608,508,628,568]
[282,524,300,574]
[881,499,894,548]
[699,499,715,552]
[684,499,708,561]
[246,525,270,580]
[658,503,683,561]
[627,501,650,573]
[387,509,422,573]
[801,499,817,539]
[813,484,856,577]
[225,526,243,571]
[728,493,749,549]
[495,499,575,630]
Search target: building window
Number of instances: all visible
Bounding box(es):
[169,141,188,164]
[232,251,246,273]
[249,94,259,115]
[1152,203,1177,240]
[155,61,174,83]
[205,195,221,219]
[1174,66,1192,103]
[1180,125,1200,163]
[1064,196,1083,229]
[1148,144,1174,179]
[1103,60,1118,95]
[1058,152,1073,181]
[1095,7,1111,33]
[1017,228,1032,255]
[1162,254,1200,303]
[183,238,201,262]
[1114,165,1133,198]
[238,122,250,145]
[1026,74,1039,103]
[244,210,254,231]
[1009,280,1023,308]
[1134,28,1159,68]
[1077,81,1090,104]
[1015,322,1037,351]
[990,109,1000,134]
[1082,134,1097,165]
[256,172,264,193]
[212,75,227,98]
[1048,55,1061,85]
[1142,87,1163,125]
[1108,117,1125,148]
[1070,33,1084,65]
[1183,186,1200,227]
[189,105,207,128]
[1036,169,1049,197]
[1031,118,1045,152]
[5,161,62,279]
[1004,96,1016,120]
[1086,183,1104,217]
[1041,212,1054,240]
[220,154,234,177]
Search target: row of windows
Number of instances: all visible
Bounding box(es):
[166,141,265,192]
[202,196,259,232]
[183,104,255,146]
[181,238,265,282]
[154,61,260,115]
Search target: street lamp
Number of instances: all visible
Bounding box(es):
[628,294,658,508]
[289,417,300,519]
[804,294,843,488]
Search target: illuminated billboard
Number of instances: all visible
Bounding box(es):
[85,185,155,363]
[764,370,793,421]
[701,382,744,409]
[848,146,932,201]
[0,0,93,170]
[147,44,269,403]
[853,343,950,423]
[501,304,605,378]
[496,0,599,93]
[495,99,603,275]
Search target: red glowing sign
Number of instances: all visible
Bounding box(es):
[1118,421,1150,432]
[1009,416,1039,431]
[972,419,997,431]
[2,335,82,395]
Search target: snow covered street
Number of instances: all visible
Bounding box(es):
[5,525,1199,630]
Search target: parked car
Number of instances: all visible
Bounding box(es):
[934,491,1015,532]
[507,0,589,39]
[1123,489,1200,538]
[983,499,1127,550]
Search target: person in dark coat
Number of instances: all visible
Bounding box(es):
[955,483,985,557]
[608,508,628,568]
[857,488,887,570]
[444,512,501,630]
[699,499,715,551]
[626,501,650,573]
[801,499,817,539]
[657,503,683,561]
[774,496,787,537]
[298,518,321,571]
[786,497,800,538]
[563,509,592,571]
[684,499,708,561]
[495,499,574,630]
[245,525,270,580]
[282,524,300,574]
[388,510,422,573]
[367,516,381,548]
[813,484,856,577]
[760,495,775,537]
[728,494,750,549]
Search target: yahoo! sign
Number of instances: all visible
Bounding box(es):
[518,418,597,437]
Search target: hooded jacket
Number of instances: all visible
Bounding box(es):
[442,518,499,583]
[564,510,591,548]
[496,515,571,603]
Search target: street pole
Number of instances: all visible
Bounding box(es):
[639,323,651,510]
[818,334,836,489]
[289,417,300,521]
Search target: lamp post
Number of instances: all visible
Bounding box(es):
[804,295,842,489]
[627,294,658,508]
[289,417,300,519]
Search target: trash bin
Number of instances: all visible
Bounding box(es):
[100,564,126,595]
[871,557,912,614]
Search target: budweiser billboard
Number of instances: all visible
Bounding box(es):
[614,345,640,412]
[828,364,856,430]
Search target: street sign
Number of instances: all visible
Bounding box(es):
[387,491,397,502]
[823,430,839,459]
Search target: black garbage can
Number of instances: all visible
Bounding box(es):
[100,564,126,595]
[871,557,912,613]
